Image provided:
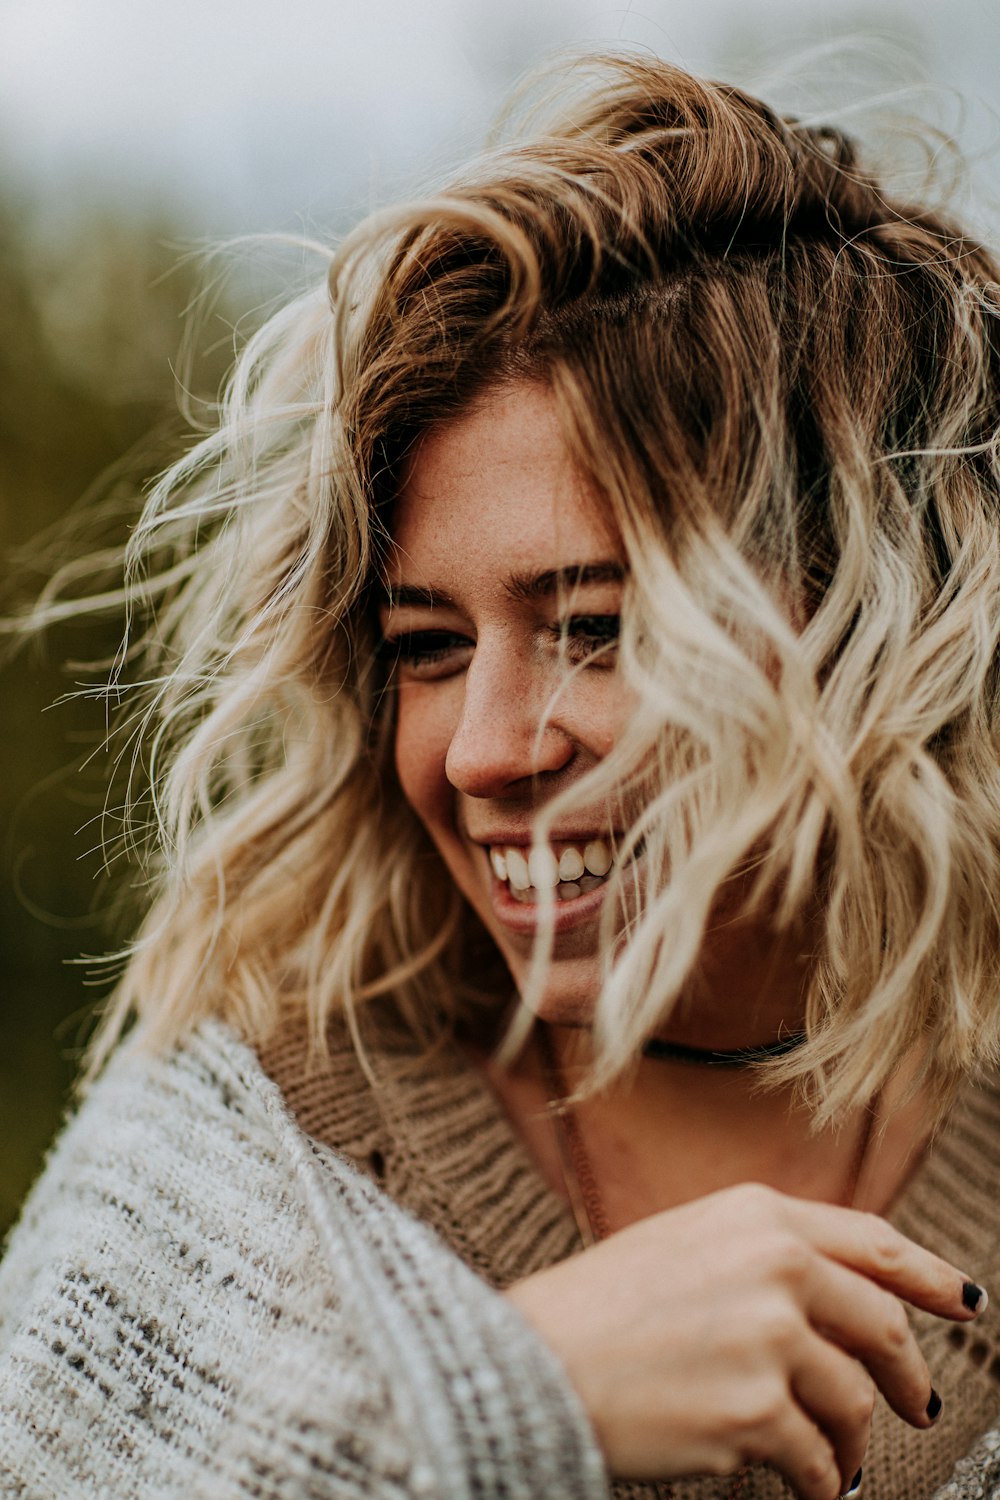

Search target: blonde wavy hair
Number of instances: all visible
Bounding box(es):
[52,54,1000,1122]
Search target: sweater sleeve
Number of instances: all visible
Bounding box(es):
[931,1428,1000,1500]
[0,1023,608,1500]
[213,1050,609,1500]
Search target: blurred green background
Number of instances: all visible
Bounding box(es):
[0,199,239,1235]
[3,0,1000,1243]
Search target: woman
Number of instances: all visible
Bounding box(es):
[1,53,999,1500]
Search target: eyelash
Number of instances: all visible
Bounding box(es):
[377,630,469,673]
[378,615,620,678]
[551,614,620,663]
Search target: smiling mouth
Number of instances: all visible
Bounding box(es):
[487,839,617,904]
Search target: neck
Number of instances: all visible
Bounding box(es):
[633,904,816,1058]
[533,1021,874,1225]
[536,1020,935,1230]
[479,913,922,1227]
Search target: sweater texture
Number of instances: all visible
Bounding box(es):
[259,1006,1000,1500]
[3,1008,1000,1498]
[0,1021,606,1499]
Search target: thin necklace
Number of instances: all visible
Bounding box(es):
[642,1031,807,1068]
[537,1024,880,1500]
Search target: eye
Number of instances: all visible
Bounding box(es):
[377,629,473,680]
[553,614,620,665]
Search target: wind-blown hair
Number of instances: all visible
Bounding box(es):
[71,55,1000,1121]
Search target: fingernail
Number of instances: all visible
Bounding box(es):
[840,1466,863,1497]
[927,1389,943,1422]
[962,1280,989,1314]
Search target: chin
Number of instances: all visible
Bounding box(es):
[505,958,602,1030]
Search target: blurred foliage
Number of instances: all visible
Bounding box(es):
[0,192,239,1239]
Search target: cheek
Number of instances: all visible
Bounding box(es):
[393,685,455,835]
[573,674,635,758]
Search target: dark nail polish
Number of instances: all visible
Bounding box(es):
[962,1280,988,1313]
[840,1466,863,1498]
[927,1389,943,1422]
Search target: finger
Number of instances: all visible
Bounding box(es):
[791,1332,874,1493]
[762,1401,841,1500]
[777,1194,987,1320]
[803,1253,938,1427]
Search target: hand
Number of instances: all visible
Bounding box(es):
[505,1182,987,1499]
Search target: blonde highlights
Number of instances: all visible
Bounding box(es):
[74,56,998,1118]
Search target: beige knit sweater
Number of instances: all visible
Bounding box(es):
[4,1007,1000,1498]
[260,1005,1000,1500]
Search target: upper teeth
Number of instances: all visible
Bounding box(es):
[489,839,614,891]
[558,846,585,881]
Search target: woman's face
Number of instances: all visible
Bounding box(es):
[380,380,634,1021]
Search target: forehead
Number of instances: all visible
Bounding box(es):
[387,381,620,585]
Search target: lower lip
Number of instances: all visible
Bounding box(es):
[487,866,611,935]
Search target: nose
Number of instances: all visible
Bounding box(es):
[444,641,574,797]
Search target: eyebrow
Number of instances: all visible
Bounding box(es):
[504,560,626,603]
[380,561,626,611]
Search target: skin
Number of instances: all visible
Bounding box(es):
[384,379,818,1043]
[381,380,986,1499]
[383,379,634,1019]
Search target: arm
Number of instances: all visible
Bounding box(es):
[220,1042,609,1500]
[0,1024,608,1500]
[931,1426,1000,1500]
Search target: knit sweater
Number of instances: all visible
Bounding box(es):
[3,1013,1000,1499]
[0,1021,606,1499]
[258,1006,1000,1500]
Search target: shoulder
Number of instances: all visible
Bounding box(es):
[0,1023,387,1493]
[1,1021,299,1319]
[0,1021,608,1499]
